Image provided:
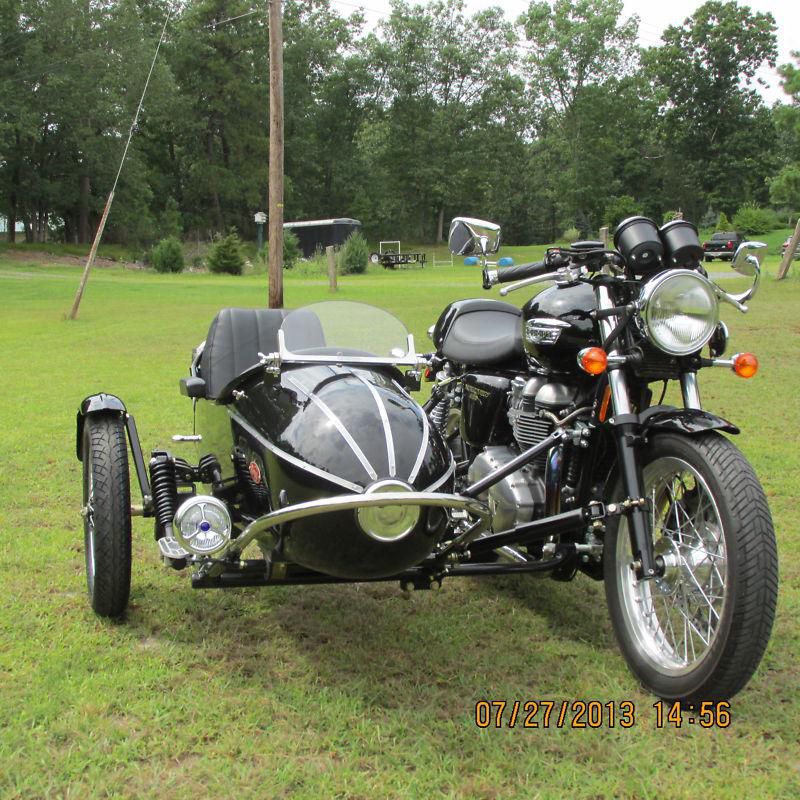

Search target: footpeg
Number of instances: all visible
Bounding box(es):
[158,536,190,560]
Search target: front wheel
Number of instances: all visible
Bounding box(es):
[82,413,132,618]
[604,432,777,703]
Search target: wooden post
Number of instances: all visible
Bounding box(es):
[600,226,609,248]
[268,0,284,308]
[326,246,337,292]
[777,217,800,280]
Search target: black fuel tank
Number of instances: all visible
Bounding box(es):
[522,283,599,372]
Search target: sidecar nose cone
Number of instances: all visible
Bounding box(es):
[356,480,420,542]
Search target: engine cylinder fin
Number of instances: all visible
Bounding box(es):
[512,413,555,469]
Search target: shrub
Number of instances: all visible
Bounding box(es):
[732,203,779,236]
[604,195,642,228]
[283,229,301,269]
[207,229,245,275]
[151,237,184,273]
[662,210,683,224]
[716,211,732,230]
[561,227,581,244]
[337,230,369,274]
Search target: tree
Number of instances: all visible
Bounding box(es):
[355,0,522,241]
[518,0,641,236]
[767,164,800,218]
[644,1,779,219]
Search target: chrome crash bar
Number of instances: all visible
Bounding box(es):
[225,491,490,559]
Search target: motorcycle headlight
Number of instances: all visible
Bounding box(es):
[639,270,719,356]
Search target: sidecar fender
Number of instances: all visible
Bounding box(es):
[76,393,128,460]
[638,405,739,437]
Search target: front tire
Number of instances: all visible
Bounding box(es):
[604,432,777,703]
[82,413,132,618]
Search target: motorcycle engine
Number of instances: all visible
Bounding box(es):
[467,376,576,532]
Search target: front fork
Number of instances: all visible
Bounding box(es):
[595,284,663,579]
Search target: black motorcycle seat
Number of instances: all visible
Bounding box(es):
[201,307,325,400]
[439,299,523,367]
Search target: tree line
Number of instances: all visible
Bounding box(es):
[1,0,798,248]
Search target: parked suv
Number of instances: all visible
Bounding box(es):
[702,231,744,262]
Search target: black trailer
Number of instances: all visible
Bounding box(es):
[283,218,361,258]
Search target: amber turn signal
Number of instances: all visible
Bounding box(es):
[577,347,608,375]
[732,352,758,379]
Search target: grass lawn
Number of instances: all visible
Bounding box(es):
[0,249,798,799]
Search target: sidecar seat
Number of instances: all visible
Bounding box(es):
[199,307,325,401]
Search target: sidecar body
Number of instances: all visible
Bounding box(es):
[78,302,466,611]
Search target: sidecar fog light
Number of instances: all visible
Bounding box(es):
[640,270,719,356]
[357,481,420,542]
[173,495,232,555]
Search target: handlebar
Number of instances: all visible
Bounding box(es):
[482,260,547,290]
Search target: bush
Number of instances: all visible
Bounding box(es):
[337,231,369,274]
[716,211,732,230]
[662,210,683,224]
[561,227,581,243]
[151,237,184,273]
[207,229,245,275]
[604,195,642,228]
[732,203,779,236]
[283,229,301,269]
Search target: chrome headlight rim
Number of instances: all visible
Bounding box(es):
[639,269,720,357]
[173,494,232,556]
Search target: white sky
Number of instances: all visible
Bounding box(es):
[331,0,798,104]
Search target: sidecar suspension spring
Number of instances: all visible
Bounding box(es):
[149,451,178,539]
[429,395,451,436]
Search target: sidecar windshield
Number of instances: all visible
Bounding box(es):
[277,301,418,366]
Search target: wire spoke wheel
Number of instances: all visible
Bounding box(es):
[618,458,726,674]
[604,432,778,703]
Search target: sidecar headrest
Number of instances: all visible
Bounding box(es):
[200,307,324,401]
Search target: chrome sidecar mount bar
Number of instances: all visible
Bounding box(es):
[223,491,490,559]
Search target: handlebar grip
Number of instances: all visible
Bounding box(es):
[495,261,547,284]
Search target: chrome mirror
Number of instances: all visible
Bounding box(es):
[448,217,501,257]
[723,241,766,305]
[732,241,766,277]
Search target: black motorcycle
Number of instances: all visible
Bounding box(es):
[77,215,777,704]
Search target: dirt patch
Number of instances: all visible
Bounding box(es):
[2,248,145,269]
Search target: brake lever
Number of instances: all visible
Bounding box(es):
[498,265,588,296]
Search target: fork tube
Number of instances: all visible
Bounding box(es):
[595,284,658,579]
[596,285,632,416]
[681,372,702,410]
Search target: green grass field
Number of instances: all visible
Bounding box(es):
[1,247,798,798]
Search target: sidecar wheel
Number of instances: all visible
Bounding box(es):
[81,413,132,618]
[604,432,777,704]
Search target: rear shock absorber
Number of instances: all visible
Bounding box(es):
[149,451,178,540]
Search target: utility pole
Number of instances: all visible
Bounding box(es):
[268,0,284,308]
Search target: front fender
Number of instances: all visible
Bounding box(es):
[76,393,127,460]
[638,405,739,437]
